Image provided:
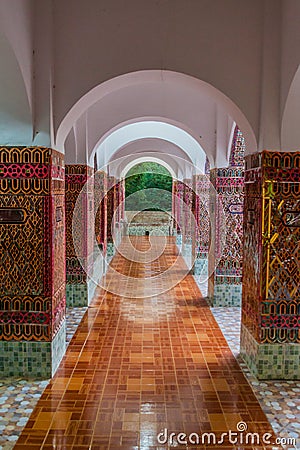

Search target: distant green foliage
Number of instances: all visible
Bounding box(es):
[125,162,172,211]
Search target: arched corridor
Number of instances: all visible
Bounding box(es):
[0,1,300,448]
[13,237,276,449]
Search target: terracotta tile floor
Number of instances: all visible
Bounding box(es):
[14,237,279,449]
[211,307,300,448]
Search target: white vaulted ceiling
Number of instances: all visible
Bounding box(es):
[61,71,251,169]
[1,0,300,167]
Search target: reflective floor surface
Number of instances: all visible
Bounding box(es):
[0,308,87,450]
[3,236,296,449]
[3,305,299,449]
[212,307,300,448]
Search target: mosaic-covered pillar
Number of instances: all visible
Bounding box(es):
[172,180,186,245]
[94,169,109,282]
[0,147,66,378]
[118,178,125,221]
[172,180,177,235]
[182,179,193,257]
[65,164,94,306]
[118,178,127,236]
[114,179,125,246]
[94,170,107,255]
[106,176,116,258]
[208,167,244,306]
[117,180,125,222]
[241,151,300,379]
[192,174,210,277]
[114,180,120,224]
[172,181,180,237]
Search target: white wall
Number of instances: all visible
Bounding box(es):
[0,0,33,144]
[52,0,264,143]
[281,0,300,119]
[1,0,300,157]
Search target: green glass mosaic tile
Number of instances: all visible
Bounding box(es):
[208,283,242,306]
[240,324,300,380]
[194,258,208,276]
[0,322,65,379]
[107,242,115,256]
[66,283,88,307]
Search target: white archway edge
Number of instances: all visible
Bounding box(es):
[281,65,300,151]
[0,31,33,144]
[56,70,257,158]
[109,138,194,165]
[93,121,206,172]
[108,140,193,180]
[120,156,176,179]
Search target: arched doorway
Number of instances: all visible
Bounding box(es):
[124,160,173,237]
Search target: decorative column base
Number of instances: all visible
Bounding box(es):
[181,242,193,272]
[66,278,100,307]
[175,233,182,246]
[107,242,115,257]
[240,324,300,380]
[194,256,208,277]
[66,283,88,307]
[0,147,66,379]
[208,277,242,306]
[0,320,66,379]
[66,257,102,307]
[182,242,192,257]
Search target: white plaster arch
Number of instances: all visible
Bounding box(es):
[113,154,185,180]
[227,122,237,161]
[120,157,176,180]
[107,140,192,180]
[0,0,33,116]
[0,30,33,144]
[92,121,207,173]
[280,0,300,124]
[57,70,257,162]
[281,65,300,151]
[109,138,193,165]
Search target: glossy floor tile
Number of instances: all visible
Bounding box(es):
[0,307,87,450]
[212,307,300,448]
[13,237,281,449]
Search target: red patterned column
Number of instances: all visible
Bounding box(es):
[119,179,126,237]
[107,176,116,257]
[65,164,94,306]
[100,173,108,254]
[114,181,119,224]
[208,127,245,306]
[114,178,126,240]
[241,151,300,379]
[120,178,125,220]
[115,179,124,223]
[192,174,210,276]
[172,180,177,235]
[0,147,66,378]
[208,167,244,306]
[174,181,185,243]
[183,178,193,254]
[94,170,107,255]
